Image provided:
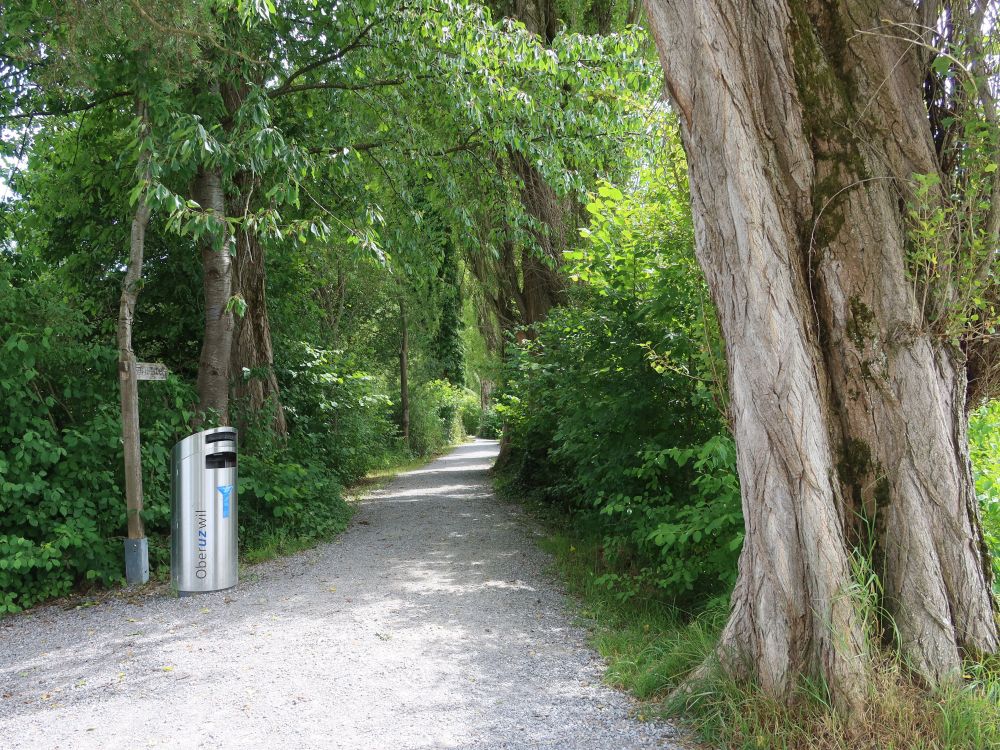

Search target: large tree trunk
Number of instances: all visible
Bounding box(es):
[645,0,997,711]
[229,172,287,435]
[510,149,568,326]
[488,2,569,328]
[221,78,286,434]
[193,164,234,424]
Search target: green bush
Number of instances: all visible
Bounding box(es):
[457,389,482,435]
[238,454,351,543]
[970,400,1000,586]
[408,379,471,456]
[477,405,503,439]
[497,176,737,603]
[0,270,196,612]
[273,342,398,484]
[500,299,734,602]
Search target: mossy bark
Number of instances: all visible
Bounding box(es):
[645,0,998,713]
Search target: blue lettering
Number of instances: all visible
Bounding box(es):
[218,485,233,519]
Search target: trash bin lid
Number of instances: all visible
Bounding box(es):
[172,426,239,461]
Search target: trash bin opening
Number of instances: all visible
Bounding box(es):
[205,452,237,469]
[205,431,237,444]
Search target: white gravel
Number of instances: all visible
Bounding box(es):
[0,439,687,749]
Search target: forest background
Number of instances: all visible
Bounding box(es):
[2,2,999,747]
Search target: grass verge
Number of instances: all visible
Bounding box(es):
[522,503,1000,749]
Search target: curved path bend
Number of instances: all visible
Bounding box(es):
[0,439,685,749]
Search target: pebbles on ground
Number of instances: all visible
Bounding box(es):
[0,439,688,749]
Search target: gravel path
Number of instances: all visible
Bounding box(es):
[0,439,686,749]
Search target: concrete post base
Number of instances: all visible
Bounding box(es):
[124,537,149,585]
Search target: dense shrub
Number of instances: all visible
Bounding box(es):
[970,400,1000,585]
[238,455,350,543]
[408,379,474,456]
[477,405,503,439]
[498,176,740,603]
[273,342,399,484]
[500,298,738,601]
[457,389,482,436]
[0,270,195,612]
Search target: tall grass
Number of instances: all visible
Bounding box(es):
[537,528,1000,749]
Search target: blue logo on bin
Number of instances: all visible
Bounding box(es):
[218,484,233,518]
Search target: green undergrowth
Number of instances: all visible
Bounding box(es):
[518,493,1000,750]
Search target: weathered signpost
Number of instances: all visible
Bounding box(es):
[119,98,157,586]
[134,362,169,382]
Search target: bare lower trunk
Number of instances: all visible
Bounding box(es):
[645,0,997,711]
[118,97,151,541]
[193,165,234,424]
[229,173,286,435]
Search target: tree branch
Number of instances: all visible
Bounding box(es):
[0,90,130,121]
[268,16,385,98]
[269,77,430,98]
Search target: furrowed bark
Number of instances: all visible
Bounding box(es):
[221,78,285,434]
[644,0,998,711]
[229,172,286,435]
[509,149,567,327]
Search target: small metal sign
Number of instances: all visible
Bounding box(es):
[134,362,169,381]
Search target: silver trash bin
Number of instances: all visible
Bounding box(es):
[170,427,238,595]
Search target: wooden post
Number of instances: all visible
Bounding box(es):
[119,96,152,585]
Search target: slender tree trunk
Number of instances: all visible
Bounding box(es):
[229,172,286,435]
[645,0,997,711]
[193,164,234,424]
[330,261,348,347]
[118,97,152,543]
[399,297,410,445]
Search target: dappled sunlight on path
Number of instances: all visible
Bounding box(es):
[0,439,684,749]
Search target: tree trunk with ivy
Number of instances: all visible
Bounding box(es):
[644,0,998,712]
[433,235,466,385]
